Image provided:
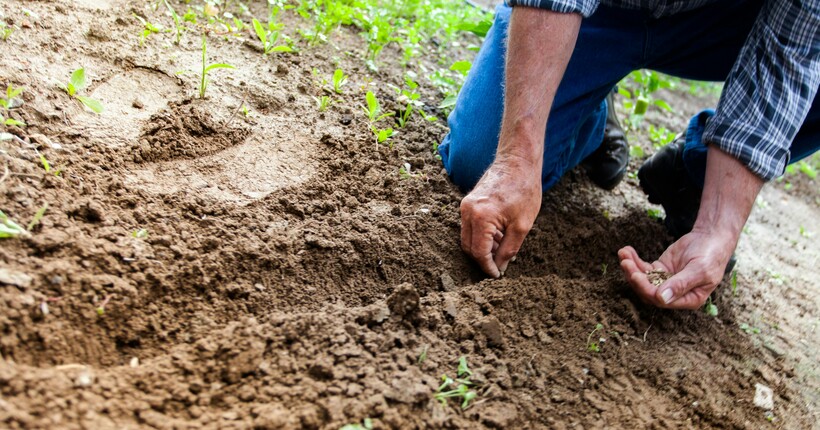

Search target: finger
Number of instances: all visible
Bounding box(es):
[492,240,499,254]
[470,221,500,278]
[493,230,504,243]
[656,264,718,309]
[494,222,529,274]
[617,246,654,273]
[621,258,659,305]
[460,205,473,255]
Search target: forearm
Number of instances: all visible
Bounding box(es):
[498,7,581,169]
[693,146,765,245]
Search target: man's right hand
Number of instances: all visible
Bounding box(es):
[460,154,542,278]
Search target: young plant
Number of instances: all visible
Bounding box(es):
[1,84,25,127]
[251,17,293,55]
[134,14,164,46]
[27,203,48,231]
[163,0,184,44]
[199,36,235,99]
[0,22,15,41]
[0,210,29,238]
[371,126,395,147]
[703,297,718,317]
[332,68,348,94]
[434,356,478,410]
[132,228,149,238]
[587,323,604,352]
[60,68,104,114]
[313,95,333,112]
[340,419,373,430]
[362,91,393,122]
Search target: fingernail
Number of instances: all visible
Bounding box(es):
[661,289,674,304]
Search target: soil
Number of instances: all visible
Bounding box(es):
[1,0,818,429]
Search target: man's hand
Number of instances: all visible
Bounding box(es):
[458,7,581,277]
[620,146,764,309]
[460,155,542,278]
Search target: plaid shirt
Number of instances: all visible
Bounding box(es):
[507,0,820,180]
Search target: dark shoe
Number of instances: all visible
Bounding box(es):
[638,134,737,274]
[582,93,630,190]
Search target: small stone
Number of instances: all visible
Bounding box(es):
[477,316,505,348]
[443,296,458,319]
[75,369,93,387]
[254,283,265,291]
[132,99,145,109]
[130,357,139,368]
[440,272,456,291]
[754,383,774,410]
[0,268,33,288]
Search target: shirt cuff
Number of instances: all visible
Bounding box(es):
[506,0,599,17]
[702,117,788,182]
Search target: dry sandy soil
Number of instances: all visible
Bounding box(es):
[0,0,817,429]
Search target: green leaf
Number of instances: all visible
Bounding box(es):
[617,87,632,99]
[438,95,457,109]
[7,84,23,100]
[457,356,472,377]
[39,154,51,173]
[4,118,25,127]
[629,145,645,159]
[365,91,379,118]
[252,18,267,47]
[449,60,472,75]
[27,203,48,231]
[204,63,235,72]
[70,68,87,92]
[0,210,27,238]
[653,99,673,112]
[456,19,491,37]
[269,45,292,52]
[66,82,76,96]
[76,96,104,113]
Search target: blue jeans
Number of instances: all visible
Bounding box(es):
[439,0,819,192]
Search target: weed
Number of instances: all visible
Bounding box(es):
[313,95,333,112]
[332,68,348,94]
[27,203,48,231]
[251,17,293,55]
[0,210,29,238]
[434,356,478,410]
[587,323,604,352]
[60,68,104,114]
[703,297,718,317]
[199,36,235,99]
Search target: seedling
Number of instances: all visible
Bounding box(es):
[587,323,604,352]
[0,22,14,40]
[95,294,113,316]
[799,225,813,238]
[332,68,348,94]
[27,203,48,231]
[198,36,235,99]
[434,356,478,410]
[648,125,676,149]
[163,0,184,44]
[134,14,164,46]
[0,84,23,110]
[312,95,333,112]
[251,17,293,55]
[731,270,738,296]
[417,345,428,365]
[0,210,29,238]
[362,91,393,122]
[60,68,104,114]
[739,323,760,334]
[132,228,148,238]
[601,263,608,275]
[647,208,663,220]
[371,126,395,146]
[703,297,718,317]
[629,144,645,159]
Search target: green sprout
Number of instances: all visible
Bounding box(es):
[417,345,428,365]
[132,228,149,239]
[251,17,293,55]
[731,270,738,296]
[434,356,478,410]
[587,323,604,352]
[0,210,29,238]
[332,68,348,94]
[647,208,663,220]
[60,68,104,114]
[1,84,25,127]
[199,36,235,99]
[362,91,393,122]
[371,126,394,146]
[0,22,15,41]
[27,203,48,231]
[739,322,761,334]
[313,95,333,112]
[163,0,184,44]
[704,297,718,317]
[134,14,164,46]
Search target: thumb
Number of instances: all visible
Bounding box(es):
[656,269,709,309]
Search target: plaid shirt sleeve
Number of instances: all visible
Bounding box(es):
[506,0,600,17]
[702,0,820,181]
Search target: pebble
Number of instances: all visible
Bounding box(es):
[0,268,33,288]
[754,383,774,410]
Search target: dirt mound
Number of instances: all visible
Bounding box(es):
[0,0,816,429]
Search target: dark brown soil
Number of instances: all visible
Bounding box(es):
[0,0,817,429]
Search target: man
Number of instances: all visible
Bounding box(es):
[438,0,819,309]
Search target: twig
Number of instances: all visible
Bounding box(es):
[643,323,653,343]
[221,94,246,129]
